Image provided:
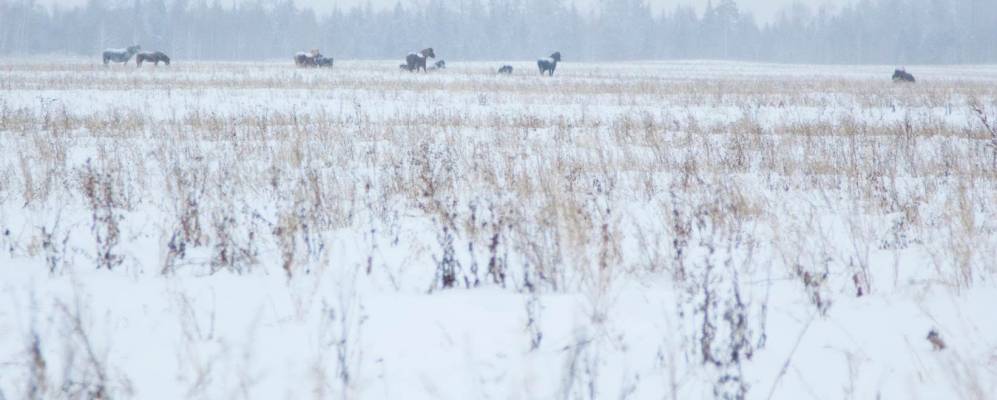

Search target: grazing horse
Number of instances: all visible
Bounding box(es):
[498,65,513,74]
[892,68,915,83]
[404,48,436,72]
[103,45,141,66]
[429,60,446,70]
[136,51,170,67]
[295,50,333,68]
[537,52,561,76]
[294,52,314,66]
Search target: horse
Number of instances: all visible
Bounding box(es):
[314,56,333,68]
[294,52,314,66]
[404,48,436,72]
[295,50,333,68]
[537,51,561,76]
[103,45,141,66]
[498,65,513,74]
[892,68,915,83]
[136,51,170,67]
[428,60,446,70]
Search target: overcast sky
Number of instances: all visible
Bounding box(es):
[39,0,857,24]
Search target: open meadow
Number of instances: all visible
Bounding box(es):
[1,59,997,399]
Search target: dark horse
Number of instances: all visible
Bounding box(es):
[103,45,141,66]
[136,51,170,67]
[429,60,446,70]
[403,48,436,72]
[295,51,333,68]
[537,51,561,76]
[892,68,915,83]
[498,65,513,74]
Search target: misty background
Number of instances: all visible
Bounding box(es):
[1,0,995,64]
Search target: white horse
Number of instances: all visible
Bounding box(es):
[103,45,141,65]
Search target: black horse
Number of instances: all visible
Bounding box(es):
[892,68,915,83]
[498,65,513,74]
[295,50,333,68]
[136,51,170,67]
[404,48,436,72]
[103,45,141,66]
[537,51,561,76]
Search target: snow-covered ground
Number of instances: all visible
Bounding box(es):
[1,59,996,399]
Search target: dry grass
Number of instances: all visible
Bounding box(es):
[2,59,997,399]
[1,59,996,292]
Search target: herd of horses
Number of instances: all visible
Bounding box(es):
[393,48,560,75]
[99,45,565,76]
[99,44,918,82]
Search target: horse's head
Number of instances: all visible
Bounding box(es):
[435,60,446,69]
[127,45,141,54]
[422,48,436,58]
[162,54,171,65]
[550,52,562,62]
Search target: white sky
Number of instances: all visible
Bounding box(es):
[39,0,857,24]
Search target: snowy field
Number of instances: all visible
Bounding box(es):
[1,59,996,399]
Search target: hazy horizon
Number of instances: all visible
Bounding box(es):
[36,0,857,24]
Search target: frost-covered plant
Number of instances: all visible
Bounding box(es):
[78,160,122,270]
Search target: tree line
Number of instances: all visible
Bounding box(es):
[1,0,994,64]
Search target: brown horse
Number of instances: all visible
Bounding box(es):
[136,51,170,67]
[892,68,915,83]
[404,48,436,72]
[537,52,561,76]
[295,50,333,68]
